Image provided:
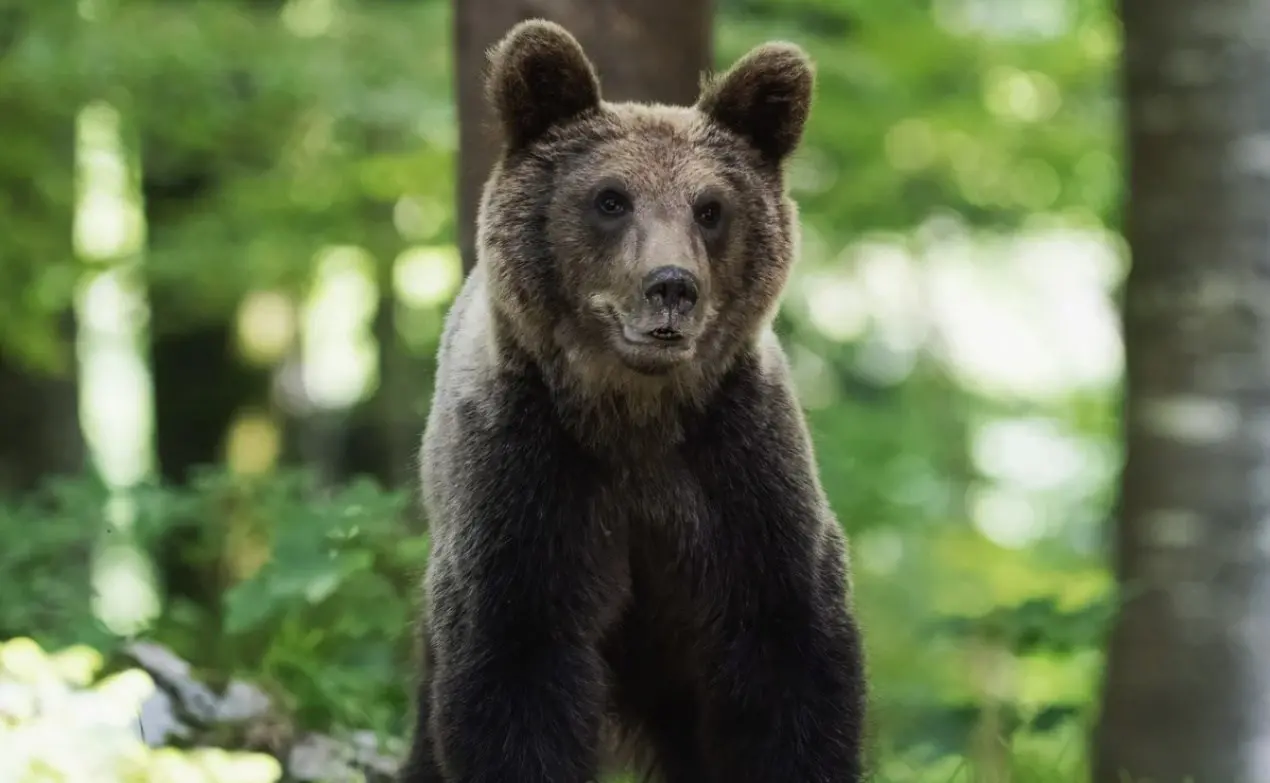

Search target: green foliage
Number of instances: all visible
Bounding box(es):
[0,468,425,738]
[0,0,1124,776]
[132,469,427,736]
[0,461,1109,773]
[720,0,1119,241]
[0,476,112,649]
[931,595,1114,657]
[2,0,456,355]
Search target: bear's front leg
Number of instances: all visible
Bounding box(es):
[682,368,869,781]
[419,423,620,783]
[698,578,867,783]
[428,619,606,783]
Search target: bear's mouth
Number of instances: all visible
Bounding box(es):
[594,306,698,372]
[615,331,694,375]
[586,296,703,373]
[621,321,687,346]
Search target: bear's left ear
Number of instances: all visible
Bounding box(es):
[485,20,602,152]
[697,42,814,164]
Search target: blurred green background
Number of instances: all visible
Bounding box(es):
[0,0,1121,780]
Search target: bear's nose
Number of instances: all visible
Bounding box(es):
[642,266,699,315]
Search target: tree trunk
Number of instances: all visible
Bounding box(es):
[143,95,276,487]
[0,6,84,496]
[453,0,715,274]
[1093,2,1270,781]
[149,305,272,485]
[0,140,81,496]
[0,321,84,495]
[142,0,285,615]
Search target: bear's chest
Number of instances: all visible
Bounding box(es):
[588,453,718,618]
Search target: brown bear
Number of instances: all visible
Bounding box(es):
[399,19,867,783]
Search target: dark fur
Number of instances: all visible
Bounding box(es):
[399,19,867,783]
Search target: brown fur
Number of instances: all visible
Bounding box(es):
[400,20,867,783]
[484,20,602,152]
[476,20,813,443]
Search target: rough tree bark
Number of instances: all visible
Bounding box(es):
[1094,2,1270,781]
[453,0,715,274]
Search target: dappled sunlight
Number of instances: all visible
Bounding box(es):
[76,273,153,489]
[225,410,283,477]
[73,104,145,264]
[92,541,160,637]
[803,273,871,343]
[72,97,160,640]
[281,0,337,38]
[393,195,450,242]
[924,525,1111,618]
[933,0,1072,40]
[236,291,297,367]
[923,226,1122,400]
[73,99,152,489]
[972,485,1046,549]
[982,66,1062,124]
[1014,649,1102,710]
[786,219,1121,401]
[394,245,463,308]
[301,246,379,411]
[787,145,840,197]
[972,416,1106,496]
[0,638,282,782]
[783,209,1121,751]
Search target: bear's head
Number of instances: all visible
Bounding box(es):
[477,20,813,399]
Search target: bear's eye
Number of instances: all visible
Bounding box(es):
[695,200,723,230]
[594,189,630,218]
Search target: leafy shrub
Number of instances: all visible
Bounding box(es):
[0,468,428,739]
[129,469,430,737]
[0,466,1100,770]
[0,477,112,650]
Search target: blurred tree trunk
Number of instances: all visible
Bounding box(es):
[1094,1,1270,780]
[142,104,279,618]
[0,7,84,496]
[144,4,281,487]
[143,0,285,614]
[453,0,715,274]
[148,302,272,485]
[0,320,84,495]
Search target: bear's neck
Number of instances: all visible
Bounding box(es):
[488,304,741,451]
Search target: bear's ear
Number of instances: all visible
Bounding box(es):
[485,20,602,152]
[697,42,814,164]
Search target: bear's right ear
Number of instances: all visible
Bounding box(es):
[485,20,602,152]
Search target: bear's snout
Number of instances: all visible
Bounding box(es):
[641,265,699,317]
